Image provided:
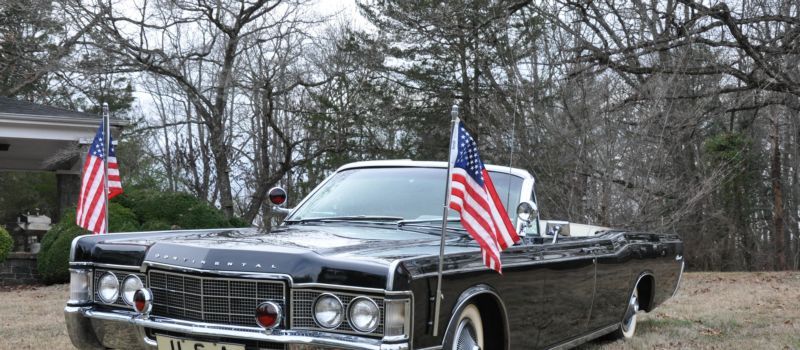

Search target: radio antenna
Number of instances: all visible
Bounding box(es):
[505,98,517,209]
[432,102,459,337]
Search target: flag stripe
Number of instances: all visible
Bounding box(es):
[78,158,103,228]
[448,121,520,273]
[81,160,105,228]
[76,121,123,234]
[483,170,518,249]
[451,176,498,233]
[76,156,97,222]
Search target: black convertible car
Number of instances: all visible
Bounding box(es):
[65,160,684,350]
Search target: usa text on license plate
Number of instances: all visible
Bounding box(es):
[156,335,245,350]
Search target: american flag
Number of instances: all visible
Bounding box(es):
[76,122,123,234]
[448,121,520,273]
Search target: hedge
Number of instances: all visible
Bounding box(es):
[38,189,247,284]
[0,226,12,264]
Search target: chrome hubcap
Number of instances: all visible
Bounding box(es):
[622,292,639,332]
[454,318,481,350]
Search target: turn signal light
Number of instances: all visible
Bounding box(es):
[133,288,152,315]
[255,302,282,329]
[268,187,287,205]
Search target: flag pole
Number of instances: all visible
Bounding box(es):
[102,103,110,234]
[432,103,459,337]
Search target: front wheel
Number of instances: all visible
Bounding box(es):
[610,287,639,339]
[445,304,484,350]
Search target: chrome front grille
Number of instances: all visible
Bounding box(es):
[93,268,146,307]
[148,270,286,327]
[291,289,384,337]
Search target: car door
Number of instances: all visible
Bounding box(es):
[585,235,632,331]
[536,238,597,348]
[499,239,547,348]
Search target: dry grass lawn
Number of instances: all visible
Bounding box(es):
[579,272,800,350]
[0,272,798,350]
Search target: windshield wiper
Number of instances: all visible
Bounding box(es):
[397,218,461,226]
[397,218,467,233]
[286,215,404,224]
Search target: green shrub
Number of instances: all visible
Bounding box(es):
[38,189,247,284]
[0,226,12,263]
[38,204,143,284]
[139,220,171,231]
[108,202,140,232]
[116,188,245,228]
[38,209,85,284]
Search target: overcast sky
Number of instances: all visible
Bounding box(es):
[131,0,367,120]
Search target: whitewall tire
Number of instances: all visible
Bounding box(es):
[612,287,639,339]
[447,304,484,350]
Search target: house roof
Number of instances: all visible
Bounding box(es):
[0,97,127,127]
[0,97,127,172]
[0,96,99,119]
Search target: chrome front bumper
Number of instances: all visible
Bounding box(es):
[64,306,409,350]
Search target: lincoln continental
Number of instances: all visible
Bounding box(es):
[65,160,684,350]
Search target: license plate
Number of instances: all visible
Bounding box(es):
[156,335,245,350]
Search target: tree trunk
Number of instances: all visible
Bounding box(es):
[771,114,787,270]
[209,121,235,219]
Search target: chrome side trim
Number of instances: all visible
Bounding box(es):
[386,259,403,290]
[440,284,510,350]
[94,263,142,270]
[69,234,93,262]
[672,259,685,298]
[585,258,598,326]
[408,238,653,279]
[293,282,401,295]
[410,254,597,279]
[110,227,233,236]
[546,324,618,350]
[627,272,655,316]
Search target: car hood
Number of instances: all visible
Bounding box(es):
[72,224,476,289]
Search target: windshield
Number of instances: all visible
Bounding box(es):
[288,167,524,222]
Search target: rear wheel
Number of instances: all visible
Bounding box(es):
[610,287,639,339]
[446,304,484,350]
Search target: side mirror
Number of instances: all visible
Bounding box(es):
[551,225,562,244]
[546,221,570,244]
[268,187,292,215]
[516,201,538,224]
[516,201,538,236]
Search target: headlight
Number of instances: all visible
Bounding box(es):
[97,272,119,304]
[121,275,143,305]
[68,269,92,304]
[313,293,343,329]
[348,297,380,333]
